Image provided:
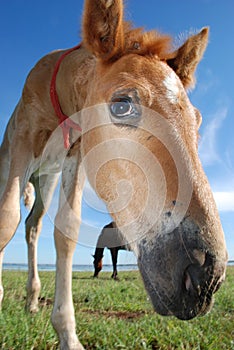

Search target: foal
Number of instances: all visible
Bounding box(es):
[0,1,227,349]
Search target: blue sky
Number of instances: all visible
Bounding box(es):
[0,0,233,265]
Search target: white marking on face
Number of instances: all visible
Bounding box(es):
[163,71,180,104]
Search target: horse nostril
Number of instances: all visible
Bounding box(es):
[183,251,217,295]
[203,251,215,267]
[184,271,192,291]
[183,264,203,296]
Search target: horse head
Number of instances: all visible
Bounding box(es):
[92,251,104,277]
[80,0,227,320]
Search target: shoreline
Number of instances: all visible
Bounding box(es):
[3,263,139,272]
[3,261,234,272]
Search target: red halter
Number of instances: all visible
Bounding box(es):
[50,44,82,149]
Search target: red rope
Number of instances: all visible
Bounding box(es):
[50,44,82,149]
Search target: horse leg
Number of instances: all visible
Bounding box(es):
[0,131,10,310]
[25,173,59,313]
[51,154,85,350]
[0,131,33,308]
[110,248,118,280]
[0,135,33,250]
[0,250,4,309]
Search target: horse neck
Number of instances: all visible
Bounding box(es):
[93,247,104,262]
[56,47,96,115]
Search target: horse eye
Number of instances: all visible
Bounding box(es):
[110,97,133,118]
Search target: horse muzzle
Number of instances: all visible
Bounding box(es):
[137,221,227,320]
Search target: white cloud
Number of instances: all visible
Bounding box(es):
[199,107,227,166]
[213,191,234,212]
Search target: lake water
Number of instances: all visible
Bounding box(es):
[3,263,139,272]
[3,261,233,271]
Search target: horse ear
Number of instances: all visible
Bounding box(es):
[166,28,209,89]
[82,0,124,62]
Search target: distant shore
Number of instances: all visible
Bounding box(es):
[3,263,139,272]
[3,261,234,271]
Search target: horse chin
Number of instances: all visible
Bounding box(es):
[137,225,226,321]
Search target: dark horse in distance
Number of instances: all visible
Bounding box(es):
[93,222,131,279]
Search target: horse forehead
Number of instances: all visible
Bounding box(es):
[101,56,182,102]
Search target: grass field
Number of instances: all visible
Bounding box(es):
[0,267,233,350]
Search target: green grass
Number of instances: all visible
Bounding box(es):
[0,267,233,349]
